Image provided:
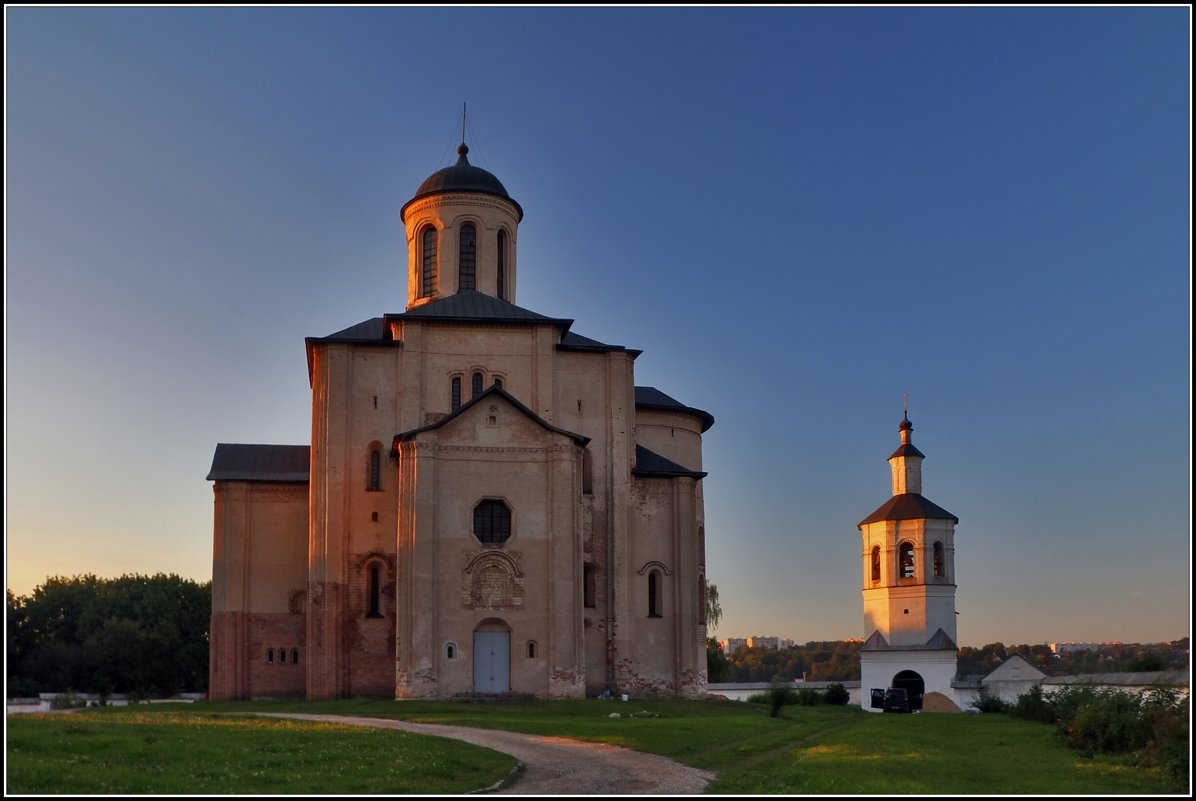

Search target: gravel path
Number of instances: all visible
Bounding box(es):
[255,713,714,795]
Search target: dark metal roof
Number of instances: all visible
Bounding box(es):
[634,386,715,433]
[860,628,957,652]
[313,317,391,343]
[558,330,642,357]
[858,493,959,527]
[1041,671,1189,688]
[206,444,310,483]
[392,385,589,449]
[632,445,707,480]
[889,443,925,459]
[401,144,523,222]
[394,290,572,327]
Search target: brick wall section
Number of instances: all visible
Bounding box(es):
[245,613,306,698]
[346,552,396,697]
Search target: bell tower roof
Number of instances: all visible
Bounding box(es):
[402,142,524,222]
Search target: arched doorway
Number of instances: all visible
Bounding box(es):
[472,619,510,694]
[891,669,925,711]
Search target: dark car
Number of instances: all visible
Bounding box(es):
[882,687,911,713]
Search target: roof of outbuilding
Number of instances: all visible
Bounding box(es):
[1041,671,1189,687]
[634,386,715,432]
[858,493,959,528]
[632,445,707,480]
[401,143,523,222]
[206,443,310,483]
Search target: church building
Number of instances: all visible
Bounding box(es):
[857,413,960,711]
[206,142,714,700]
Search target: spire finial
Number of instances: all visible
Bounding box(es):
[899,393,912,432]
[456,103,470,162]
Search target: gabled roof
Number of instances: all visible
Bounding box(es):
[858,493,958,528]
[391,385,589,449]
[634,386,715,432]
[982,654,1047,684]
[206,444,310,483]
[392,290,572,327]
[633,445,707,480]
[860,631,890,651]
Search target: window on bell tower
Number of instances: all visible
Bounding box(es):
[899,542,915,579]
[871,545,881,583]
[933,541,944,578]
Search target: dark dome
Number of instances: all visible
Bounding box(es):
[403,144,523,221]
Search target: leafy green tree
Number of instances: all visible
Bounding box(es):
[706,637,732,683]
[6,573,210,697]
[704,581,722,632]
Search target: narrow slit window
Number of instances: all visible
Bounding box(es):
[527,641,537,659]
[368,450,381,491]
[459,224,476,290]
[368,563,382,618]
[279,648,287,664]
[871,545,881,582]
[451,377,461,411]
[266,648,274,664]
[291,649,300,664]
[471,372,483,399]
[583,563,596,608]
[648,570,662,617]
[421,226,438,297]
[933,542,944,578]
[496,230,507,300]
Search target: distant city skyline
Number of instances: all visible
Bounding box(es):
[5,7,1190,648]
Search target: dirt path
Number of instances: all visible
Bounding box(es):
[255,713,714,795]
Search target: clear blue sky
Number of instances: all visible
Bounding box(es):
[5,7,1190,647]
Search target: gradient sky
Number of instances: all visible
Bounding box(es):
[5,7,1190,648]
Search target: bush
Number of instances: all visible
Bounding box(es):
[824,683,850,706]
[768,684,797,716]
[1007,685,1057,724]
[796,688,821,706]
[49,691,86,710]
[973,691,1008,713]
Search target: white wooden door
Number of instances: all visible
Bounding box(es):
[472,631,510,694]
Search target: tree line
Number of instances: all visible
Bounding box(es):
[7,573,210,697]
[715,638,1189,684]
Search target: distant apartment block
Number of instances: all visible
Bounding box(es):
[747,636,780,650]
[720,638,747,653]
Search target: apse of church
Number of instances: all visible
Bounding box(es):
[207,141,714,700]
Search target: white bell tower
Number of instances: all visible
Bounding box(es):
[857,413,961,711]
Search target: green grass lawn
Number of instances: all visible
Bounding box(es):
[8,699,1182,795]
[5,706,517,795]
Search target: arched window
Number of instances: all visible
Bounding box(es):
[871,545,881,582]
[933,542,944,578]
[899,542,915,579]
[496,230,507,300]
[527,641,537,659]
[367,562,382,618]
[451,376,462,411]
[648,570,662,617]
[583,562,596,608]
[279,648,287,664]
[421,226,438,297]
[368,449,381,491]
[445,642,457,660]
[266,648,274,664]
[493,377,503,389]
[474,499,512,545]
[291,649,300,664]
[471,372,483,399]
[459,223,476,290]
